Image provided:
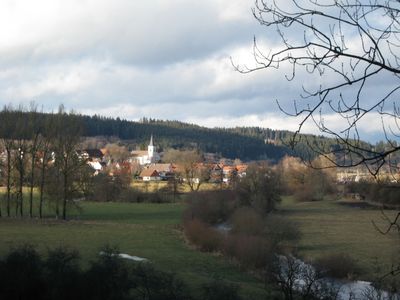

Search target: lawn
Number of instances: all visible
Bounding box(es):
[0,200,269,299]
[278,196,400,281]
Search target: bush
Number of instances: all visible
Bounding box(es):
[84,245,133,300]
[184,190,238,224]
[131,263,191,300]
[0,244,45,300]
[236,163,281,214]
[222,235,275,269]
[201,279,241,300]
[44,247,83,300]
[184,219,222,252]
[315,253,362,279]
[264,216,301,248]
[230,207,265,236]
[0,245,193,300]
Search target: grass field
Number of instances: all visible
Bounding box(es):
[1,187,399,294]
[0,199,269,299]
[278,196,400,281]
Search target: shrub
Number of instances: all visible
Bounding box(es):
[222,235,275,269]
[44,247,83,300]
[230,207,265,236]
[184,190,238,224]
[184,219,222,252]
[0,244,45,300]
[315,253,362,279]
[264,216,301,248]
[201,279,241,300]
[84,245,133,300]
[131,263,191,300]
[235,163,281,214]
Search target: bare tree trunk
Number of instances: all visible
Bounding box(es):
[39,157,46,219]
[18,157,24,217]
[29,152,35,218]
[62,170,68,220]
[6,148,11,217]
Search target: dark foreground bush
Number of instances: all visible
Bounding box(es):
[201,279,242,300]
[0,244,45,300]
[315,253,362,279]
[0,245,193,300]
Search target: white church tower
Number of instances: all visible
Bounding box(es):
[148,134,155,162]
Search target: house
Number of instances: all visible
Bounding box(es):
[139,169,161,181]
[235,164,248,178]
[209,164,223,183]
[76,149,104,162]
[222,166,238,183]
[147,163,175,180]
[131,135,160,165]
[88,161,103,175]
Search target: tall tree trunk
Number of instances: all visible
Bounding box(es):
[39,158,46,219]
[29,155,35,218]
[62,170,67,220]
[6,148,11,217]
[29,133,40,218]
[19,160,24,217]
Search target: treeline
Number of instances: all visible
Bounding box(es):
[2,106,395,163]
[0,244,244,300]
[0,109,328,161]
[0,105,89,219]
[80,115,293,161]
[61,115,398,162]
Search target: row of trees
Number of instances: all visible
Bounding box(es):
[0,105,88,220]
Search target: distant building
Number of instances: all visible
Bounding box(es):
[140,169,161,181]
[131,135,160,165]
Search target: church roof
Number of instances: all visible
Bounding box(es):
[149,134,154,147]
[131,150,148,157]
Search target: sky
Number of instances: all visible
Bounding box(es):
[0,0,397,142]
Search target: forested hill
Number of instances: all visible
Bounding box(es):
[0,110,336,161]
[80,115,330,161]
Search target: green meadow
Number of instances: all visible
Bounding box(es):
[278,196,400,280]
[0,190,399,295]
[0,199,268,299]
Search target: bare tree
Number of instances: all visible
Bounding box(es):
[38,116,54,219]
[163,149,210,191]
[13,108,29,217]
[27,104,42,218]
[233,0,400,176]
[0,107,15,217]
[51,107,86,220]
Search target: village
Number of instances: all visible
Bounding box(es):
[79,135,398,186]
[79,135,249,185]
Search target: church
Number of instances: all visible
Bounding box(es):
[131,135,160,165]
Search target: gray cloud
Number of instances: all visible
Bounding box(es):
[0,0,394,142]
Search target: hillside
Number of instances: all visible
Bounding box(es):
[0,110,348,161]
[80,115,331,161]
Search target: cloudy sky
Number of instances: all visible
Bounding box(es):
[0,0,397,142]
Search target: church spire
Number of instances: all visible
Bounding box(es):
[149,134,154,147]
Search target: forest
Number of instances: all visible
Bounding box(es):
[1,107,384,162]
